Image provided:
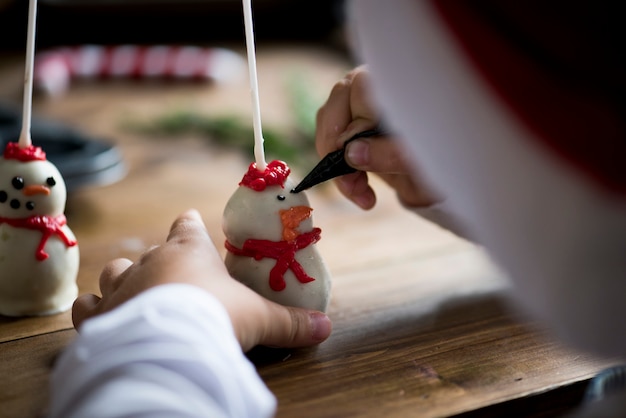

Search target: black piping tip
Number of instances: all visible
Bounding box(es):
[291,128,386,193]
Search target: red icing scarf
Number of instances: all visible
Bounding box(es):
[225,228,321,291]
[0,214,77,261]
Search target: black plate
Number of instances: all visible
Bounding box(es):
[0,102,126,192]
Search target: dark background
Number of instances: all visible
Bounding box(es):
[0,0,347,51]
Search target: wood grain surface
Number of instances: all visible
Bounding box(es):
[0,45,619,418]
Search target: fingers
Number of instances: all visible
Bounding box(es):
[72,294,101,329]
[75,257,132,329]
[253,303,332,350]
[316,77,352,156]
[315,66,387,210]
[316,66,378,157]
[167,209,220,259]
[348,67,378,122]
[99,258,133,297]
[345,136,411,174]
[335,172,377,210]
[166,209,208,243]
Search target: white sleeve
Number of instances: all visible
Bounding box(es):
[48,284,276,418]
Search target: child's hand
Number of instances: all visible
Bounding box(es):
[72,209,332,352]
[316,66,440,209]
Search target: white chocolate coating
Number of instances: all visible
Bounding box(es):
[223,176,331,312]
[0,157,79,316]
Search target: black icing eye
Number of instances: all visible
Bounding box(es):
[277,195,286,201]
[26,201,35,210]
[12,177,24,190]
[0,191,7,203]
[46,177,56,187]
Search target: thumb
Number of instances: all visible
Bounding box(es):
[253,303,332,350]
[345,137,410,174]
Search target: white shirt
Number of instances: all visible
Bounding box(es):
[49,284,276,418]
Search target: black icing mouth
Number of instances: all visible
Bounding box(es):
[0,190,35,211]
[1,176,49,212]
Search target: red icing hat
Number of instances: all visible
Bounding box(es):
[3,142,47,162]
[239,160,290,191]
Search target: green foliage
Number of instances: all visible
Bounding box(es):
[125,72,324,169]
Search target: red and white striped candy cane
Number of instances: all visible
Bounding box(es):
[34,45,246,97]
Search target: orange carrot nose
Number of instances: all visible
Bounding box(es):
[280,206,313,241]
[23,185,50,196]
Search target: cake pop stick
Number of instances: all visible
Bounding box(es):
[18,0,38,149]
[242,0,266,171]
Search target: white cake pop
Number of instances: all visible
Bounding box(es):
[0,142,79,316]
[223,160,331,312]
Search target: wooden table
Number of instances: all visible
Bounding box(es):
[0,45,619,418]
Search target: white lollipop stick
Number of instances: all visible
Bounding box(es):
[242,0,267,171]
[19,0,37,149]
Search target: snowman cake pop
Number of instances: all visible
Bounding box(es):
[0,143,79,316]
[223,160,331,312]
[0,0,79,316]
[222,0,331,311]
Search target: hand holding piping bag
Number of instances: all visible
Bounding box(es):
[312,66,442,210]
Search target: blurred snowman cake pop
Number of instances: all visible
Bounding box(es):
[0,0,79,316]
[0,143,79,316]
[223,160,331,312]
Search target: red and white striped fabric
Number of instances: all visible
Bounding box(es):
[349,0,626,367]
[34,45,246,96]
